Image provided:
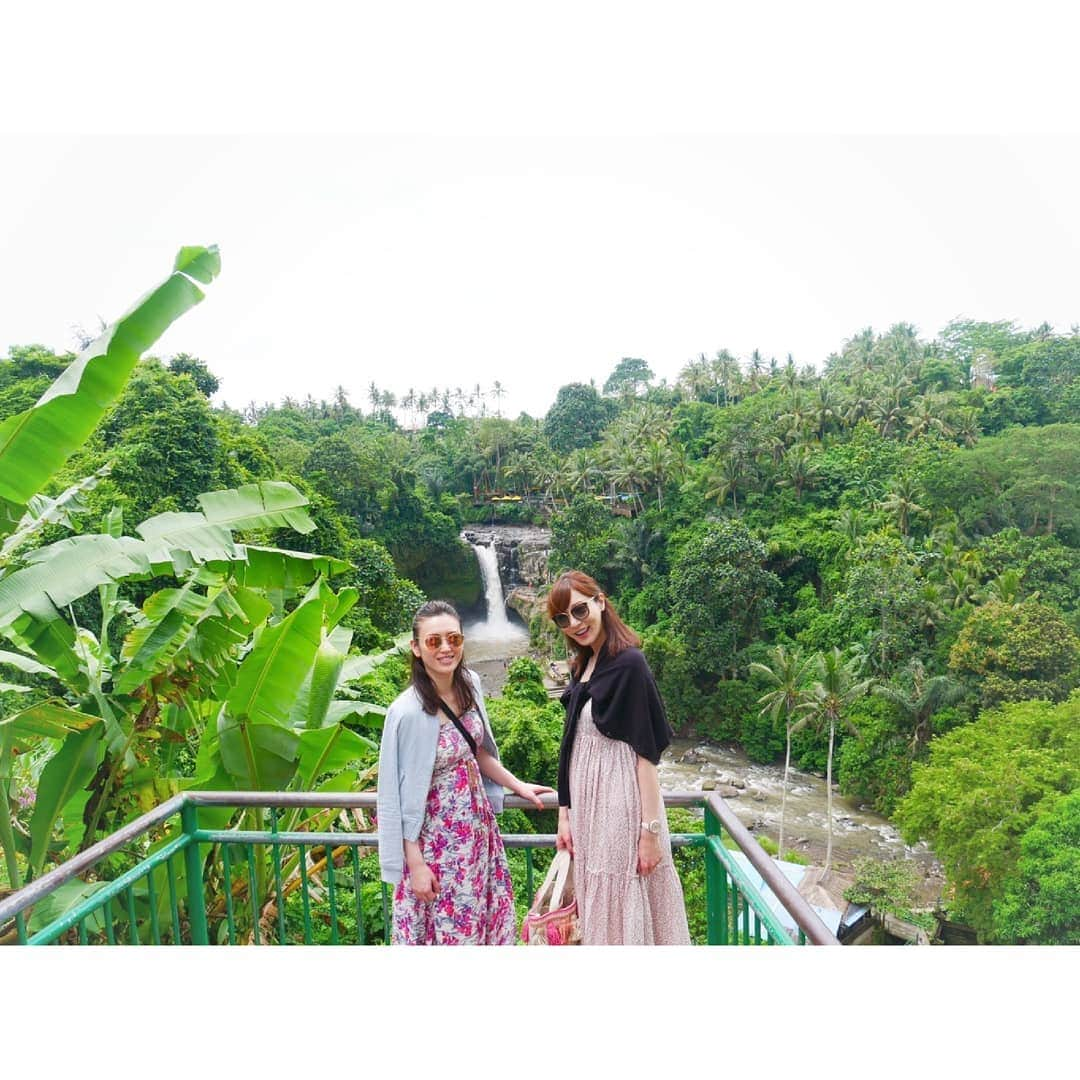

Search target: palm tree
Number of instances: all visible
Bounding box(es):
[560,449,601,495]
[679,353,712,401]
[710,349,742,406]
[806,648,872,873]
[779,389,813,444]
[749,646,816,859]
[776,444,819,502]
[834,507,864,548]
[906,394,954,441]
[842,379,877,428]
[954,408,981,448]
[812,383,840,442]
[872,389,907,439]
[608,516,665,587]
[878,476,928,536]
[943,564,981,609]
[640,439,680,511]
[981,568,1034,606]
[916,580,949,641]
[873,660,964,753]
[704,452,748,510]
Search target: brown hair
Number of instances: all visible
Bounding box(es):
[546,569,640,678]
[410,600,478,718]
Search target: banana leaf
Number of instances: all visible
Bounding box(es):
[28,725,104,877]
[295,725,377,790]
[135,513,239,570]
[217,715,301,790]
[0,534,152,629]
[3,611,84,687]
[324,700,386,729]
[0,649,56,676]
[27,878,109,935]
[297,634,349,731]
[0,246,220,535]
[197,481,316,535]
[0,700,100,739]
[221,546,351,590]
[224,592,325,729]
[0,466,110,558]
[338,636,409,683]
[114,582,220,694]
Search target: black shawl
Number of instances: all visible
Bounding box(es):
[556,644,672,807]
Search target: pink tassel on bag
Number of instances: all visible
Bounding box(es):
[522,850,580,945]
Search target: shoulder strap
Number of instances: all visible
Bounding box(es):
[438,698,478,756]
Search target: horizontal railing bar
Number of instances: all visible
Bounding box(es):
[500,833,702,850]
[186,790,706,810]
[27,834,191,945]
[199,830,378,847]
[0,793,187,926]
[197,829,704,851]
[705,792,840,946]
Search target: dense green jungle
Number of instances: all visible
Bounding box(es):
[1,249,1077,944]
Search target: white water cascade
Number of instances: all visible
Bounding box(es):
[472,541,514,634]
[464,539,528,655]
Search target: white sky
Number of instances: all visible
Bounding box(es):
[3,2,1080,422]
[4,133,1079,421]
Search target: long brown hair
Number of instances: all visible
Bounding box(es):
[410,600,478,717]
[546,570,640,678]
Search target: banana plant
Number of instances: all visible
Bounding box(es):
[0,246,221,893]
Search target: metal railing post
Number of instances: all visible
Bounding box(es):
[704,800,727,945]
[181,800,209,945]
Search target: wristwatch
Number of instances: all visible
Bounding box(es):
[641,819,661,835]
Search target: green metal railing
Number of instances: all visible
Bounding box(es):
[0,791,838,946]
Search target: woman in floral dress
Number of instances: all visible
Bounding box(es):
[377,600,552,945]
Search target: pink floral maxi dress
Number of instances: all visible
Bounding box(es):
[391,710,515,945]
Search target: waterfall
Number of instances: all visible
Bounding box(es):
[471,540,514,633]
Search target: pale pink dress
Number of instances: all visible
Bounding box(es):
[568,700,690,945]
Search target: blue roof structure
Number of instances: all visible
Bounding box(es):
[726,851,868,939]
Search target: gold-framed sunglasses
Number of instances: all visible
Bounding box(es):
[419,632,465,650]
[552,598,595,629]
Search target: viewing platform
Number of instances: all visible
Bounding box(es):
[0,791,840,947]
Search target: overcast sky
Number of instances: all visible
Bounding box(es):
[3,133,1079,421]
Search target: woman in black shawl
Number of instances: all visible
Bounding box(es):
[547,570,690,945]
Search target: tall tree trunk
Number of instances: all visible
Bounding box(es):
[779,723,791,859]
[824,719,835,873]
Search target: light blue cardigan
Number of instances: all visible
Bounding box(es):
[376,668,505,885]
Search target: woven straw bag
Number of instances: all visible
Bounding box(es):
[521,849,581,945]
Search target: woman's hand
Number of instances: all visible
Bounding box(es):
[408,863,440,903]
[637,831,662,876]
[515,782,555,811]
[556,809,574,856]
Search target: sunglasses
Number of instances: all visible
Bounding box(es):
[552,598,595,629]
[419,632,465,650]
